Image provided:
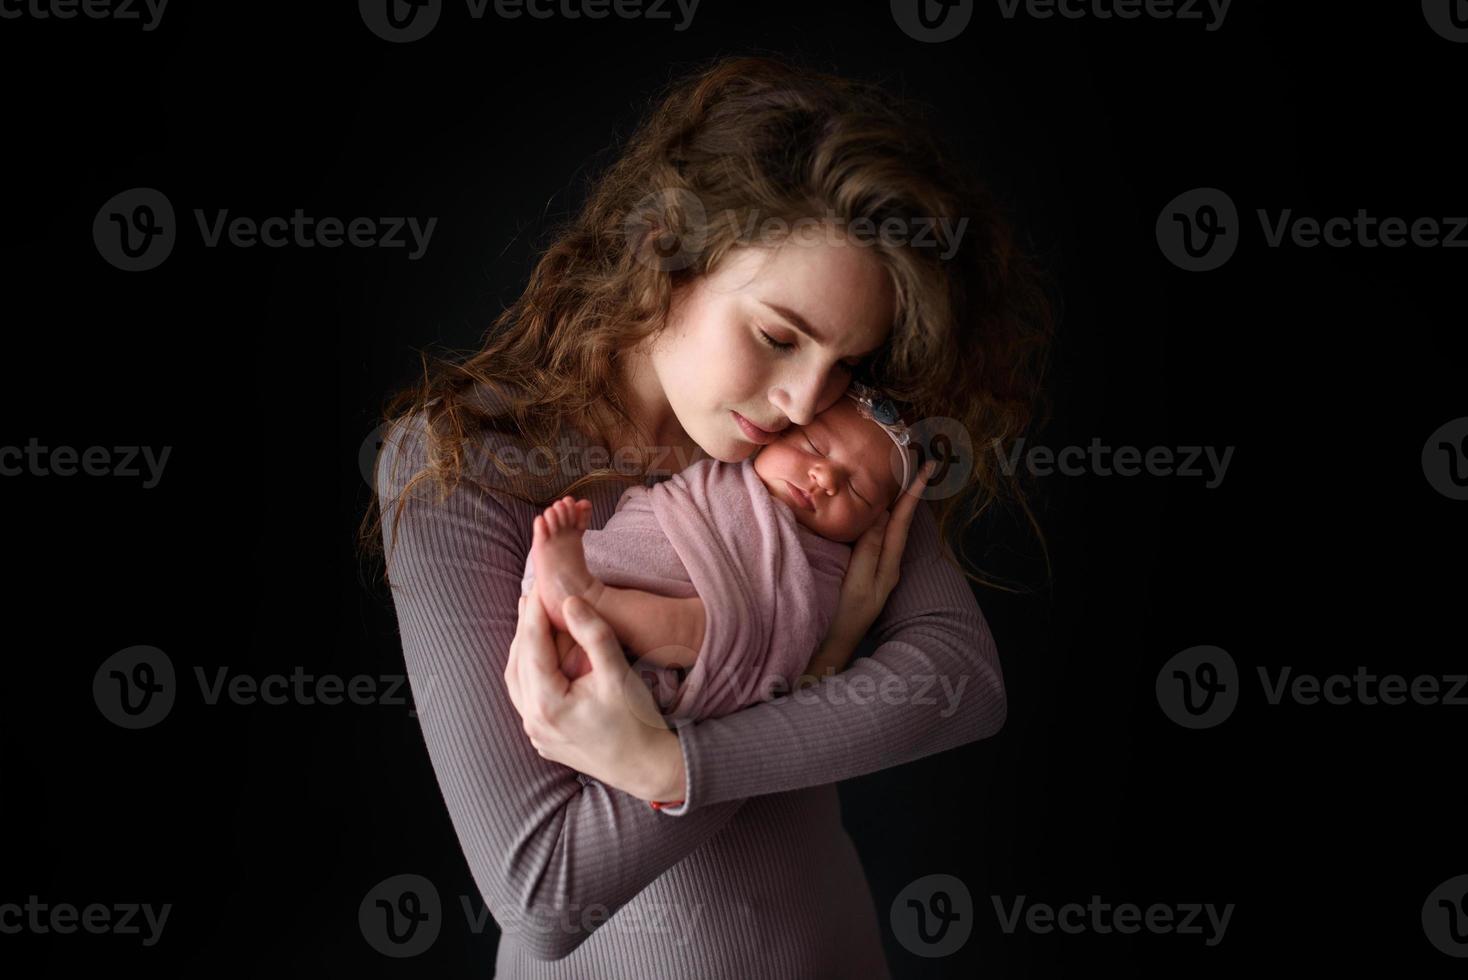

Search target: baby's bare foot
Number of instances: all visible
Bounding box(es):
[530,496,606,633]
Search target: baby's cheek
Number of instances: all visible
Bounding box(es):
[831,512,867,544]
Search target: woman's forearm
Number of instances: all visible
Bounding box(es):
[655,502,1006,815]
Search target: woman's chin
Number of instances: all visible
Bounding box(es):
[714,436,759,464]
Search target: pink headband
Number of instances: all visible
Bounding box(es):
[843,381,915,495]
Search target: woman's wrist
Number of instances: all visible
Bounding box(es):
[643,727,687,804]
[811,631,858,672]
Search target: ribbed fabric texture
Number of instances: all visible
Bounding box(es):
[375,410,1007,978]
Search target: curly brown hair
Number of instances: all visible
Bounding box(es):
[359,53,1057,593]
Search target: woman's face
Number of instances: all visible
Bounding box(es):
[645,235,896,464]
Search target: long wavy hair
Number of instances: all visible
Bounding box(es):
[359,53,1057,592]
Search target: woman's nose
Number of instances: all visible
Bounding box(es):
[775,369,845,427]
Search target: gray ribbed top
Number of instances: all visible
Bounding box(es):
[375,409,1006,978]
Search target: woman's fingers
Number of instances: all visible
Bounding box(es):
[504,591,529,712]
[849,510,889,582]
[517,578,569,713]
[877,461,935,585]
[558,595,624,688]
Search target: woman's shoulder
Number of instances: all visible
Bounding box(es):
[375,408,556,503]
[375,406,638,520]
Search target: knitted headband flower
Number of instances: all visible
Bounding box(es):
[843,380,916,495]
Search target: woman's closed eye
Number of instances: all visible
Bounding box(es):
[758,328,795,352]
[757,327,864,374]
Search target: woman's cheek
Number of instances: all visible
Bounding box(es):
[726,336,769,390]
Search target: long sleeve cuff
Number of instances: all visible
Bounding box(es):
[648,718,699,815]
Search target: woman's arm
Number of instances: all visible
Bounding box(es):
[651,497,1006,816]
[374,415,743,960]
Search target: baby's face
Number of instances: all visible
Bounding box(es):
[753,396,904,543]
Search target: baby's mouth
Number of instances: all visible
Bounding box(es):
[784,480,816,512]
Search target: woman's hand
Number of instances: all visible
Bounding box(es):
[821,461,936,657]
[504,579,686,802]
[552,627,592,680]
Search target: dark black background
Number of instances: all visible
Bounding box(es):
[2,1,1462,976]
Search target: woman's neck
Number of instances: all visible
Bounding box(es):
[586,343,705,476]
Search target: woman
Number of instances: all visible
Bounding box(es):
[363,54,1053,978]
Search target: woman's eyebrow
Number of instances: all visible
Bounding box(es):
[760,300,883,358]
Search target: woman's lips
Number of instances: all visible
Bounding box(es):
[784,480,815,511]
[732,410,779,445]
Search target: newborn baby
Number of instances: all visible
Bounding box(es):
[521,383,918,722]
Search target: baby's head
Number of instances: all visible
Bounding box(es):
[753,388,915,543]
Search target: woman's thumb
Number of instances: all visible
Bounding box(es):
[562,595,621,673]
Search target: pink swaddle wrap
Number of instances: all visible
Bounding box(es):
[521,457,852,721]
